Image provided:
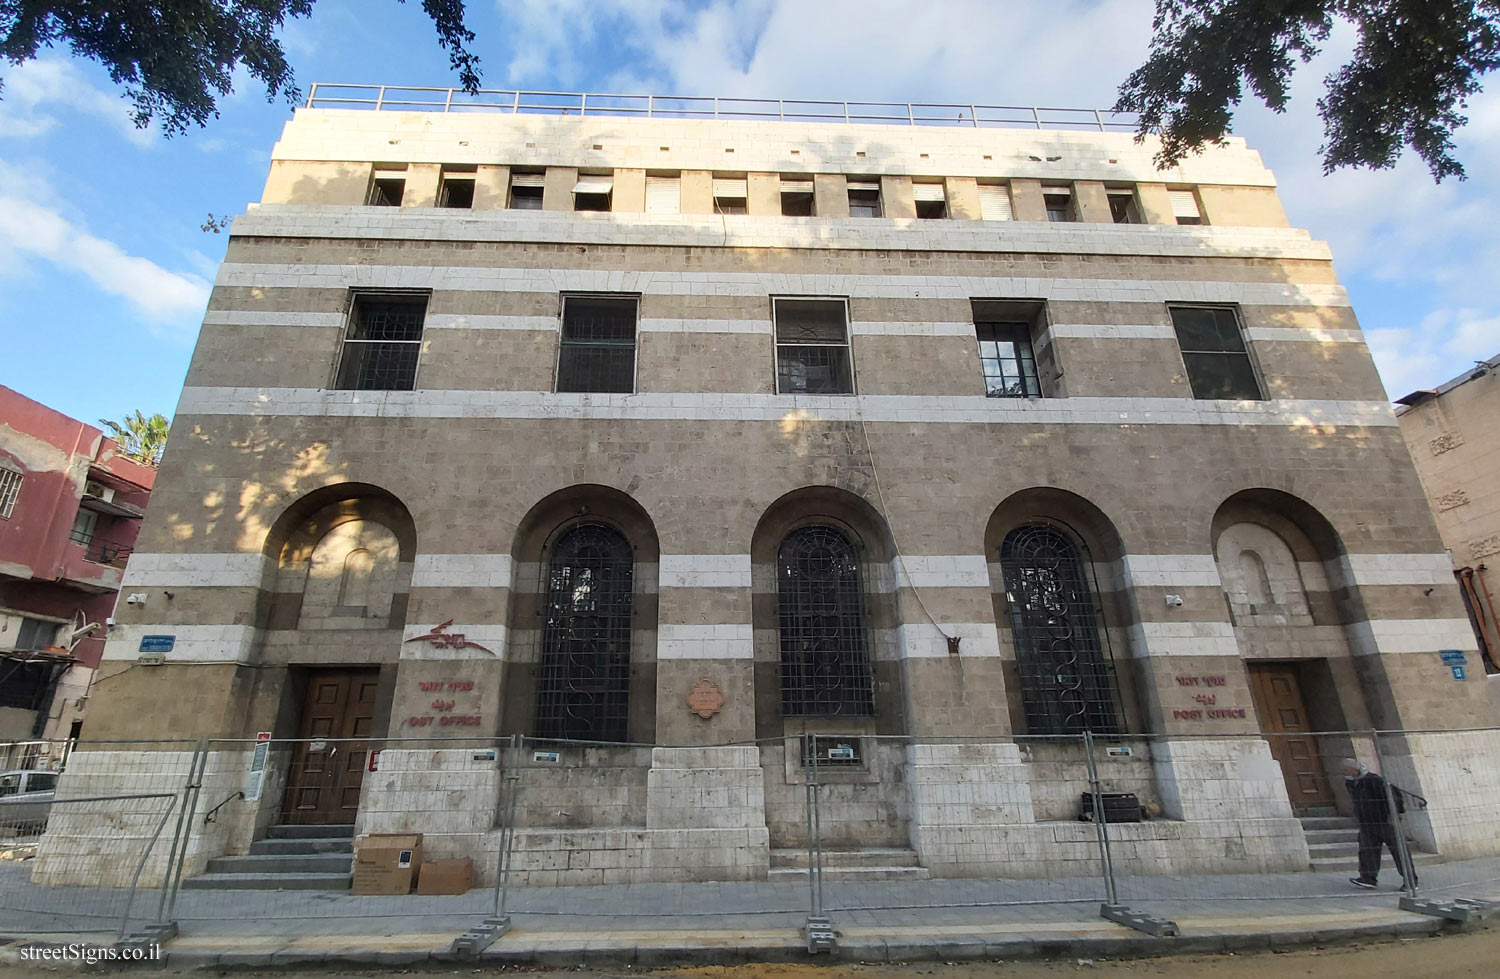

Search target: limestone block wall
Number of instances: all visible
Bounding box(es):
[355,747,501,864]
[1384,729,1500,859]
[761,740,910,849]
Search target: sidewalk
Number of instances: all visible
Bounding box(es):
[3,857,1498,968]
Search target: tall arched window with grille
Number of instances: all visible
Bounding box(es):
[777,525,875,716]
[537,524,633,742]
[1000,525,1121,734]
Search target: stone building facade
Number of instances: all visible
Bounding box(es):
[39,93,1500,887]
[1394,354,1500,716]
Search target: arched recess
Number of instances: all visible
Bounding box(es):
[984,488,1141,735]
[750,486,906,740]
[1210,489,1370,741]
[501,485,660,744]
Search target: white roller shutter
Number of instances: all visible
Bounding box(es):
[712,178,748,198]
[978,183,1013,221]
[780,178,814,194]
[510,173,545,188]
[912,183,946,202]
[846,179,880,192]
[1169,190,1201,219]
[645,176,680,213]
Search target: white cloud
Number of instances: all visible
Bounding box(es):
[0,59,157,148]
[0,161,210,329]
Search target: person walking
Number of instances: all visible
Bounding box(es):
[1343,758,1416,889]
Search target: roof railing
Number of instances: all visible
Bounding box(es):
[303,84,1145,133]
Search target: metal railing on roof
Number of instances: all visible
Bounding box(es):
[303,84,1145,133]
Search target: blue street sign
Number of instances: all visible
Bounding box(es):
[1439,649,1467,666]
[1451,665,1467,681]
[138,635,176,652]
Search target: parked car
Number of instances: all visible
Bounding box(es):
[0,770,57,834]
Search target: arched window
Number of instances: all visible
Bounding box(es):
[1000,525,1121,734]
[1239,549,1273,607]
[537,524,633,742]
[777,525,875,716]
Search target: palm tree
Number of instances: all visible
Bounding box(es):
[99,411,171,468]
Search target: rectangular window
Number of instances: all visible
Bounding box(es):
[573,175,613,212]
[774,298,854,395]
[976,323,1042,398]
[712,177,748,214]
[368,171,405,206]
[978,182,1013,221]
[645,175,680,214]
[1169,189,1203,225]
[1169,305,1262,400]
[1043,186,1073,222]
[438,172,475,208]
[847,180,881,218]
[16,617,58,651]
[68,508,98,546]
[0,466,20,519]
[913,181,946,219]
[781,177,814,216]
[557,295,638,393]
[1108,189,1139,224]
[334,292,429,391]
[510,172,544,210]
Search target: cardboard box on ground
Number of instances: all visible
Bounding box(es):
[417,858,473,895]
[352,833,423,896]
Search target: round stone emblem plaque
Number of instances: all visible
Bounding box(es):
[686,678,726,719]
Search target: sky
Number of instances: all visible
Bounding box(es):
[2,0,1498,428]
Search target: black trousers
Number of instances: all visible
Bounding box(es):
[1357,819,1416,884]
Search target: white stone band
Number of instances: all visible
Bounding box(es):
[101,624,258,663]
[411,554,514,589]
[121,553,269,588]
[1346,618,1477,656]
[176,388,1397,428]
[658,624,754,659]
[1128,621,1239,657]
[659,555,753,589]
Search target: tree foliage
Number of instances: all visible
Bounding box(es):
[0,1,481,134]
[1116,1,1500,180]
[99,410,171,467]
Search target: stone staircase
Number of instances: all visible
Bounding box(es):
[1298,808,1440,874]
[768,847,929,882]
[183,824,354,891]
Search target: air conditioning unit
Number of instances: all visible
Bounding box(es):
[84,481,115,503]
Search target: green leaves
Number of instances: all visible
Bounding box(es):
[99,410,170,467]
[0,1,481,135]
[1116,1,1500,181]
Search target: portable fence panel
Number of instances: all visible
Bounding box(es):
[1377,727,1500,902]
[1105,731,1485,923]
[489,737,803,936]
[0,739,188,938]
[805,733,1113,931]
[162,736,505,933]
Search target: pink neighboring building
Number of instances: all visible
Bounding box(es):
[0,386,156,748]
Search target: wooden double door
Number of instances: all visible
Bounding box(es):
[1247,663,1335,810]
[281,668,380,825]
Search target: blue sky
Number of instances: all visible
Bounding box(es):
[2,0,1497,428]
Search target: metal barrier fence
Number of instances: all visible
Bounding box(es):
[3,727,1498,952]
[303,84,1146,132]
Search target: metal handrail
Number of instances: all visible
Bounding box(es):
[303,84,1145,132]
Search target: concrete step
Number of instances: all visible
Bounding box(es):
[265,823,356,840]
[1308,841,1359,858]
[248,837,354,856]
[1299,816,1358,831]
[1303,828,1359,845]
[1310,851,1443,872]
[769,864,930,882]
[181,872,352,891]
[1297,806,1339,818]
[206,852,353,875]
[770,848,920,869]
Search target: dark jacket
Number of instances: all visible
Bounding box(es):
[1347,771,1393,823]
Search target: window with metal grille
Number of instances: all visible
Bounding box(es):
[334,293,428,391]
[777,525,875,717]
[1168,305,1263,400]
[774,298,853,395]
[1001,525,1122,734]
[847,180,881,217]
[557,295,637,393]
[536,524,633,742]
[0,466,20,519]
[976,323,1041,398]
[800,734,864,767]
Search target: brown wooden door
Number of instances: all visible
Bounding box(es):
[1247,663,1335,810]
[281,668,379,824]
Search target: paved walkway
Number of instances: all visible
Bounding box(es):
[3,856,1498,967]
